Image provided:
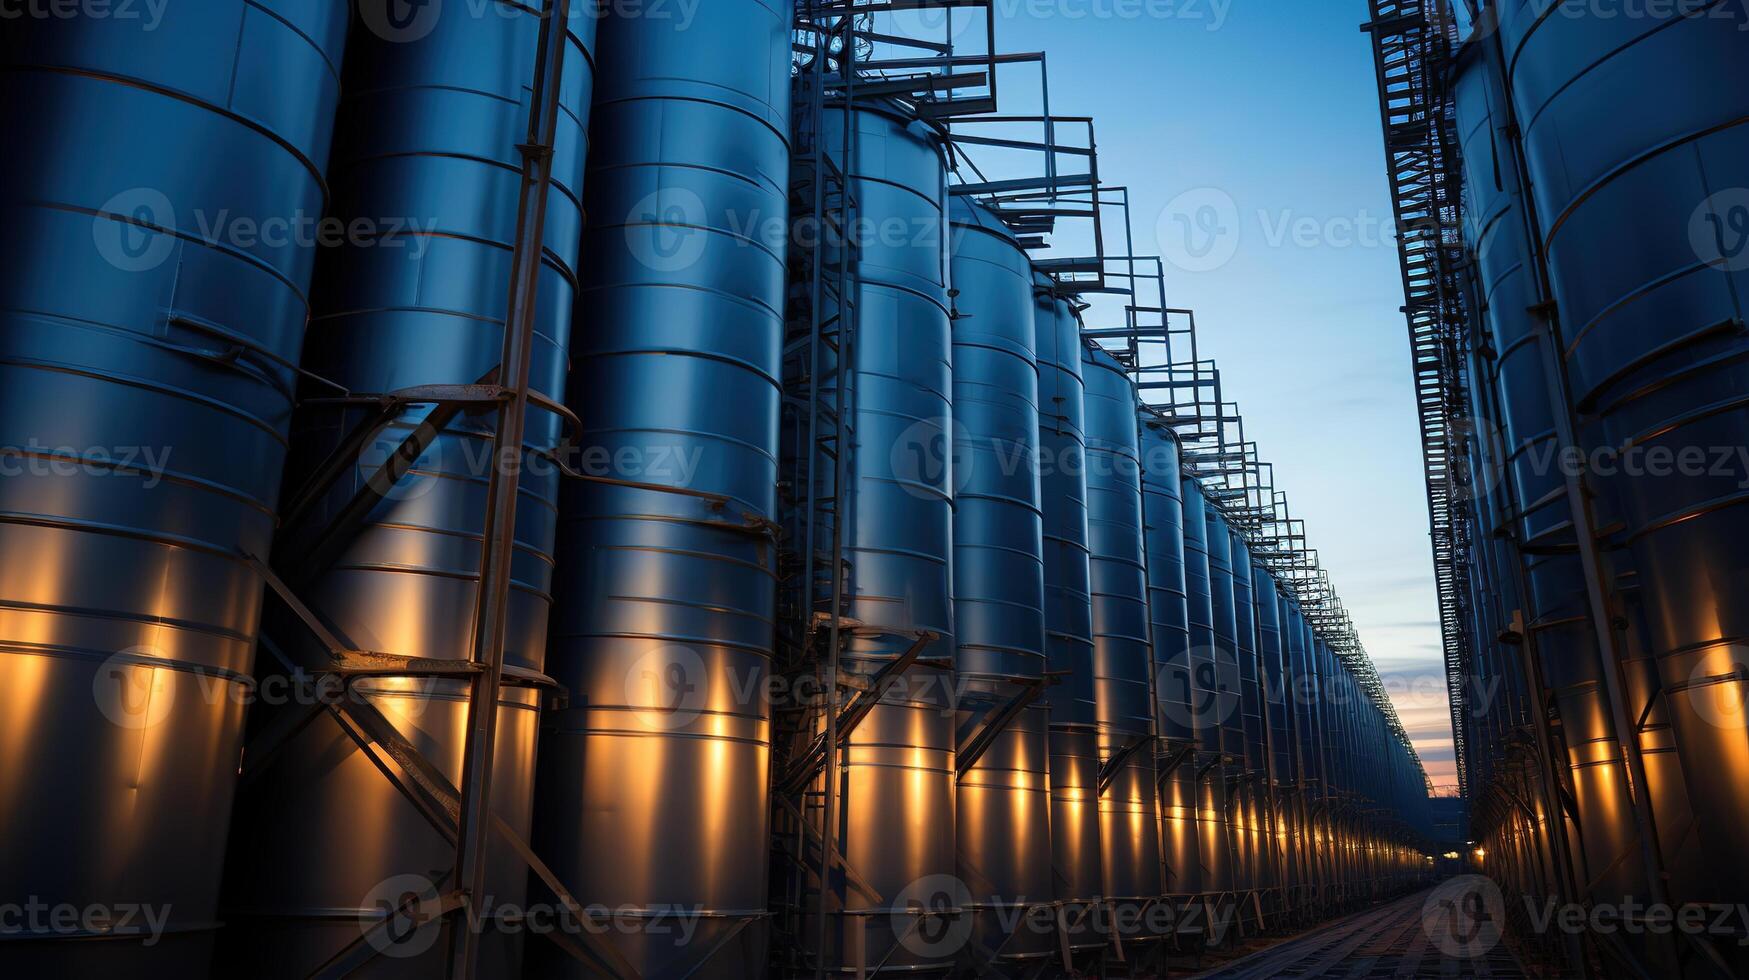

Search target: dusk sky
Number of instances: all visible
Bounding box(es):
[961,0,1460,790]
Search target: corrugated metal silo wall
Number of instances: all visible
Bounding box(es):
[221,6,594,976]
[1288,606,1326,892]
[1251,565,1287,893]
[0,4,347,975]
[1181,477,1232,894]
[1139,417,1201,898]
[1082,343,1163,921]
[534,2,789,977]
[1034,277,1106,949]
[789,102,958,974]
[1205,506,1247,891]
[1273,594,1302,895]
[947,199,1054,962]
[1449,33,1648,912]
[1494,0,1749,912]
[1229,532,1263,892]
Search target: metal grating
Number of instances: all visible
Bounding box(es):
[1362,0,1473,798]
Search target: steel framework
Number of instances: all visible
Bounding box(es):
[1361,0,1473,796]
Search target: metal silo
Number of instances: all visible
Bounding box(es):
[1228,532,1264,898]
[1275,595,1310,909]
[1205,508,1247,894]
[534,2,788,976]
[0,4,346,974]
[1288,606,1327,905]
[1493,0,1749,907]
[781,101,958,974]
[1448,34,1646,912]
[948,199,1054,966]
[1251,563,1288,909]
[1035,276,1105,954]
[1181,477,1232,898]
[219,5,594,975]
[1083,342,1163,934]
[1140,416,1201,901]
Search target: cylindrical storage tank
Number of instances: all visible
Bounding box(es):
[1231,538,1265,778]
[1181,477,1232,896]
[1229,533,1264,894]
[0,6,347,975]
[533,4,787,977]
[1035,276,1105,948]
[219,7,593,975]
[1206,509,1245,766]
[947,199,1054,963]
[1304,613,1330,897]
[790,102,958,973]
[1259,577,1292,789]
[1083,343,1163,927]
[1449,36,1645,910]
[1140,415,1201,899]
[1252,565,1288,899]
[1205,506,1247,894]
[1276,595,1309,900]
[1496,0,1749,905]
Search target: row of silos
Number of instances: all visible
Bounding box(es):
[1447,2,1749,974]
[0,2,1433,977]
[771,90,1434,975]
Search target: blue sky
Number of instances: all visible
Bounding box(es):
[960,0,1459,789]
